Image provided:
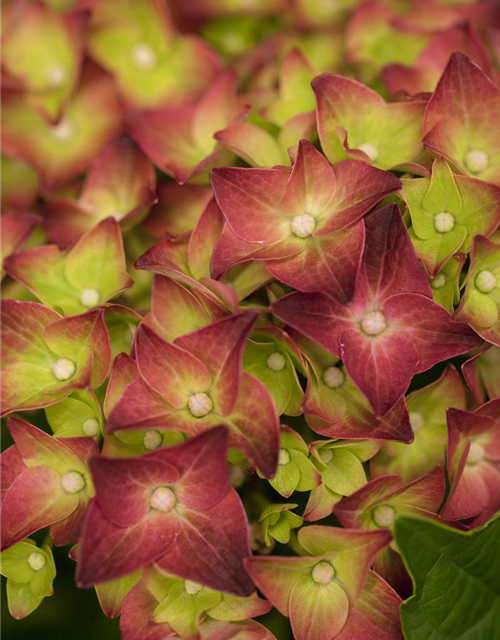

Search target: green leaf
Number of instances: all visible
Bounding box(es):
[395,515,500,640]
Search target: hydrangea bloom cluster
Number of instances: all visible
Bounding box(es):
[2,1,500,639]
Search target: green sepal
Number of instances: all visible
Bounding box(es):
[259,503,303,546]
[153,580,221,637]
[95,571,143,619]
[1,540,56,620]
[45,390,102,438]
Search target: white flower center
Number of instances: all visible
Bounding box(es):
[409,411,424,432]
[188,393,213,417]
[82,418,99,437]
[47,65,67,88]
[131,43,157,69]
[323,366,344,388]
[475,270,497,293]
[312,561,335,584]
[80,288,100,308]
[465,150,488,174]
[291,214,315,238]
[52,358,76,381]
[143,430,163,451]
[361,311,387,336]
[434,212,455,234]
[27,552,47,571]
[278,448,290,465]
[61,471,86,494]
[150,487,176,512]
[358,143,378,162]
[266,352,286,372]
[373,505,395,527]
[52,120,74,141]
[184,580,203,595]
[467,442,485,465]
[430,274,446,289]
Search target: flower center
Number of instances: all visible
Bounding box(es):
[80,288,100,308]
[278,448,291,465]
[62,471,86,494]
[27,552,47,571]
[52,359,76,381]
[312,561,335,584]
[51,120,74,141]
[184,580,204,595]
[467,442,485,465]
[150,487,176,512]
[430,274,446,289]
[358,143,378,162]
[188,393,213,417]
[434,212,455,233]
[475,270,497,293]
[143,430,163,451]
[291,214,315,238]
[465,150,488,174]
[266,352,286,372]
[373,505,395,527]
[361,311,387,336]
[409,411,424,432]
[323,366,344,388]
[131,43,157,69]
[82,418,99,437]
[47,65,67,88]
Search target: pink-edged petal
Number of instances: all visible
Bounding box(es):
[103,353,140,418]
[50,495,89,546]
[314,161,401,236]
[76,500,181,587]
[171,426,229,509]
[272,291,350,357]
[224,372,280,478]
[298,527,391,599]
[267,221,364,301]
[143,182,212,239]
[384,293,482,373]
[356,205,432,303]
[211,167,290,244]
[188,198,225,280]
[176,311,259,416]
[1,466,77,550]
[339,319,420,418]
[0,445,26,502]
[44,308,112,388]
[312,73,383,164]
[0,213,41,271]
[156,488,254,597]
[244,556,318,616]
[334,476,404,528]
[135,324,211,408]
[423,53,500,184]
[289,574,349,640]
[90,456,180,528]
[106,378,176,433]
[441,462,490,521]
[146,276,213,342]
[336,571,402,640]
[8,417,85,472]
[120,578,173,640]
[80,137,157,225]
[280,140,337,217]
